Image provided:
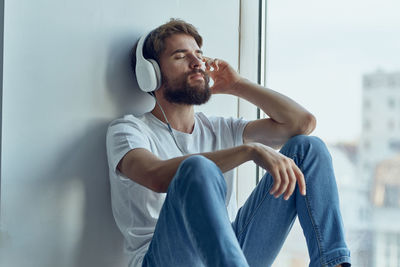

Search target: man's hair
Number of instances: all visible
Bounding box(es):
[131,18,203,73]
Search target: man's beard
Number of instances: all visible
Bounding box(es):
[162,70,211,105]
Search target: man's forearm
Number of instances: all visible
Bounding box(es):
[231,79,315,130]
[151,144,254,193]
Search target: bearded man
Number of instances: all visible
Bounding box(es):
[106,19,351,267]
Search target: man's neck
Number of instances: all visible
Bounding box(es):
[151,97,195,134]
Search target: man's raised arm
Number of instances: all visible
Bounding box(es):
[203,57,316,149]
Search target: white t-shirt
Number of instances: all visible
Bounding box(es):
[106,111,249,267]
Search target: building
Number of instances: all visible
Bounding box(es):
[360,69,400,266]
[371,156,400,267]
[361,69,400,179]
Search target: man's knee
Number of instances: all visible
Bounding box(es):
[179,155,217,173]
[171,155,226,196]
[280,135,333,167]
[283,135,328,153]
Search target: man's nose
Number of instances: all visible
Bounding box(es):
[189,55,204,70]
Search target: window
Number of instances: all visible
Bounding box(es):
[265,0,400,266]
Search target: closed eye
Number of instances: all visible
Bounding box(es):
[174,53,185,59]
[171,49,203,60]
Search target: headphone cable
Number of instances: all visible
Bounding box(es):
[150,92,186,155]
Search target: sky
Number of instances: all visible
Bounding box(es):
[266,0,400,143]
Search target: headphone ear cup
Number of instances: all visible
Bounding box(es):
[135,59,159,92]
[135,31,162,92]
[148,59,161,90]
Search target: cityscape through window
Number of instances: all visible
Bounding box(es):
[265,1,400,266]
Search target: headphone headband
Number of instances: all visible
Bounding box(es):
[136,32,148,61]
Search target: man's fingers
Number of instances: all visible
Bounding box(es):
[202,57,211,70]
[269,158,305,200]
[202,57,220,71]
[264,152,306,199]
[274,168,289,198]
[269,168,281,195]
[212,59,220,71]
[294,165,306,195]
[284,167,297,200]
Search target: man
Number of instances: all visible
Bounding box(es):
[106,19,351,267]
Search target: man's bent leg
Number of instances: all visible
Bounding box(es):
[232,135,351,267]
[142,155,249,267]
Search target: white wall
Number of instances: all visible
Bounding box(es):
[0,0,241,266]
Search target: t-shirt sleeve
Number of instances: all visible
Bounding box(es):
[226,116,249,146]
[106,117,151,173]
[206,114,250,148]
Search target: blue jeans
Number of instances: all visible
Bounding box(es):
[142,135,351,267]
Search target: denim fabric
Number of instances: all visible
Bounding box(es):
[142,135,351,267]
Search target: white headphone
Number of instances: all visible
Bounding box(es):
[135,31,162,92]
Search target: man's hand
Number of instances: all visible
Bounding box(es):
[203,57,241,94]
[247,142,306,200]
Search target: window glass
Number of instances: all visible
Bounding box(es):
[266,1,400,266]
